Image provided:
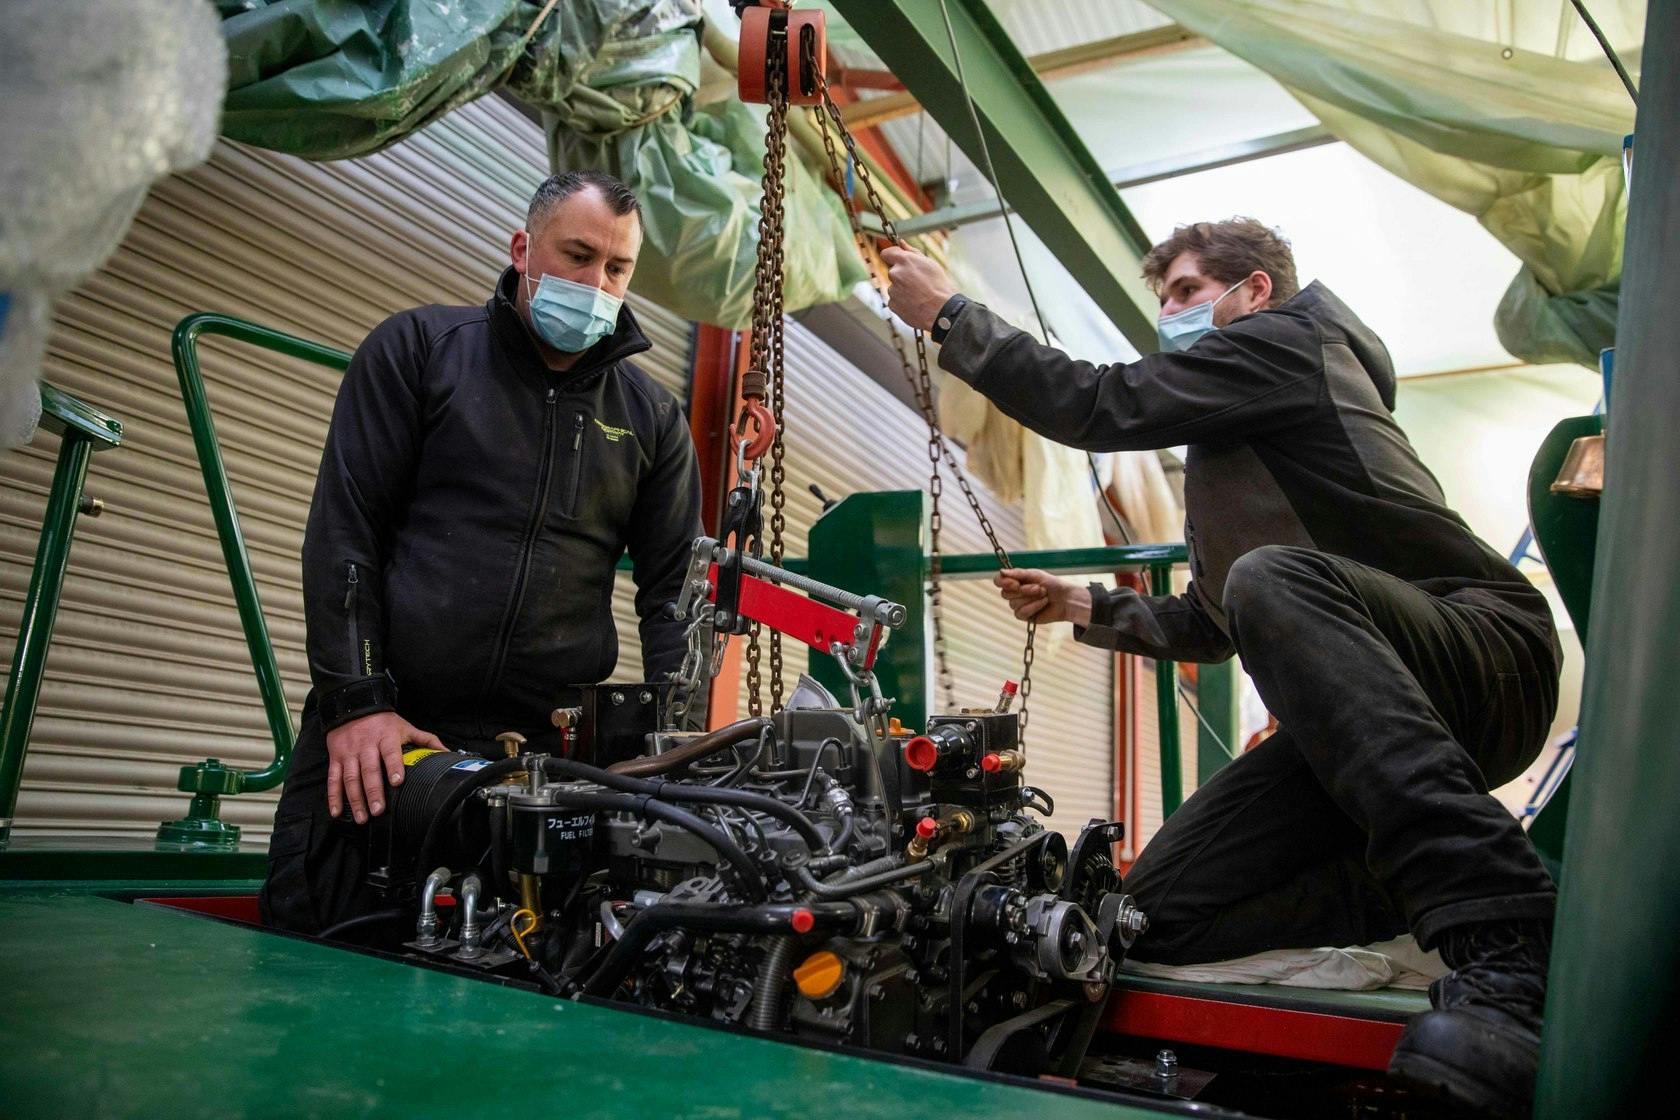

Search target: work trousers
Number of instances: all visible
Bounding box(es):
[258,698,551,934]
[258,703,377,934]
[1124,545,1560,965]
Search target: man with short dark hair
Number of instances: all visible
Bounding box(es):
[883,220,1560,1116]
[262,170,702,935]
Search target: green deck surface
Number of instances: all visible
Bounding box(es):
[0,887,1177,1119]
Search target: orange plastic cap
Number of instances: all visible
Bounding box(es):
[793,950,845,1000]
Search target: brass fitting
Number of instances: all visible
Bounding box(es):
[980,749,1025,775]
[518,873,542,930]
[905,810,976,860]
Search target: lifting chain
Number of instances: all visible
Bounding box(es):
[742,37,791,718]
[813,79,1037,743]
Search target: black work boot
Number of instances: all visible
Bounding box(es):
[1389,919,1550,1118]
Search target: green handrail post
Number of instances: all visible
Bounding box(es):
[0,384,124,847]
[157,313,352,849]
[1148,561,1183,819]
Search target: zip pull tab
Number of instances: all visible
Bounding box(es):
[546,388,557,405]
[344,562,359,609]
[573,412,584,451]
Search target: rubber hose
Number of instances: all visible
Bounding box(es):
[539,789,768,902]
[793,860,931,899]
[317,907,407,942]
[750,936,799,1031]
[607,718,769,777]
[580,901,857,998]
[544,756,827,852]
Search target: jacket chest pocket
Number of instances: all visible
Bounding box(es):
[555,411,637,523]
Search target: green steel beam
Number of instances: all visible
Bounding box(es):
[1537,4,1679,1112]
[877,126,1337,239]
[829,0,1160,351]
[0,836,266,883]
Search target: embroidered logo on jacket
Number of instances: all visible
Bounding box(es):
[594,418,634,444]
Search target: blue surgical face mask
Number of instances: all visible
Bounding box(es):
[1156,278,1246,353]
[522,250,623,353]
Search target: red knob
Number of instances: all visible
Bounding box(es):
[980,752,1003,773]
[904,736,938,773]
[915,816,939,840]
[790,907,816,934]
[1001,680,1019,696]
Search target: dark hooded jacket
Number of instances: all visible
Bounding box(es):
[936,281,1557,671]
[301,267,702,738]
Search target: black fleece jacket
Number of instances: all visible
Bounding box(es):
[936,281,1557,671]
[301,267,702,737]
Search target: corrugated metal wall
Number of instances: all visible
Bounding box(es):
[0,97,691,841]
[727,318,1116,831]
[1,98,1115,843]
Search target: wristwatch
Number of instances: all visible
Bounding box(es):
[930,294,971,343]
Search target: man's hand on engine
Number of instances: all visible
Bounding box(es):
[325,712,445,824]
[881,244,958,332]
[995,568,1092,627]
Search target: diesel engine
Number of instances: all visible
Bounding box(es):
[363,681,1144,1076]
[357,537,1147,1078]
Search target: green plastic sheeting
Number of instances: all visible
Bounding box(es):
[531,4,864,326]
[219,0,534,159]
[218,0,862,326]
[1145,0,1642,368]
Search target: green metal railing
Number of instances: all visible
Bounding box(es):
[157,313,352,848]
[940,545,1191,817]
[806,491,1205,820]
[0,384,124,846]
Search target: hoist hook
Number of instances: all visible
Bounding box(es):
[737,399,777,462]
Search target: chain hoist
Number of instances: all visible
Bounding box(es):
[733,2,1035,740]
[811,78,1036,741]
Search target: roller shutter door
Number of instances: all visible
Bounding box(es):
[729,318,1116,831]
[0,97,692,842]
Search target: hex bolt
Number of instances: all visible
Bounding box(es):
[1155,1049,1179,1080]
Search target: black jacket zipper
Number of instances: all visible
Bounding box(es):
[345,562,363,675]
[480,388,560,709]
[566,411,585,517]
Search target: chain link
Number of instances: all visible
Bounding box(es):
[742,44,791,719]
[813,103,956,713]
[814,84,1036,741]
